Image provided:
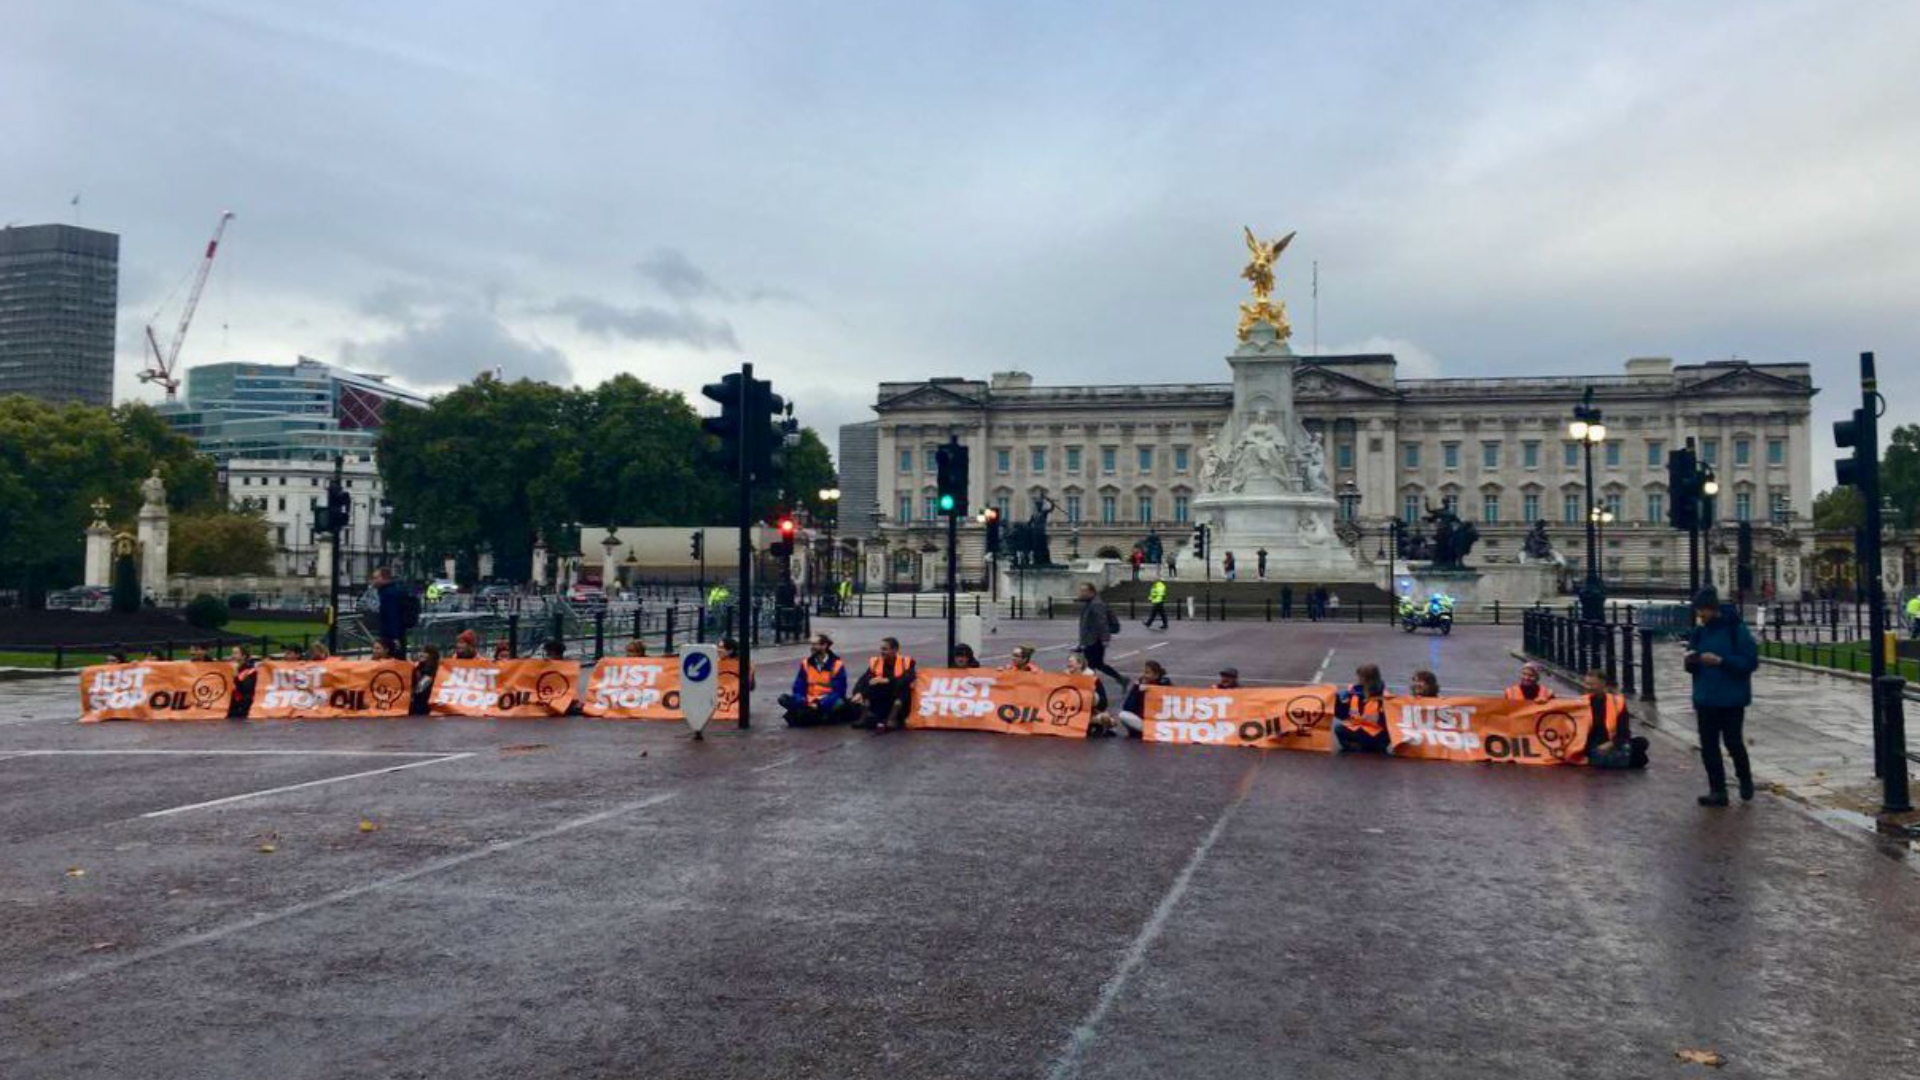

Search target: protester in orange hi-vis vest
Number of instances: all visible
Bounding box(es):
[1580,669,1649,769]
[851,636,915,733]
[780,633,853,727]
[1504,662,1555,703]
[1410,669,1441,698]
[1003,644,1041,673]
[1334,663,1391,753]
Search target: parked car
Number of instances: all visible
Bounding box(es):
[568,585,608,608]
[45,586,109,612]
[477,584,515,610]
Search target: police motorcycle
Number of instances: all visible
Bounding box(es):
[1400,592,1455,635]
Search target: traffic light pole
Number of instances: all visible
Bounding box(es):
[945,509,959,665]
[327,455,343,655]
[736,363,754,730]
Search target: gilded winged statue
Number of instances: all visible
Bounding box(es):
[1240,226,1295,300]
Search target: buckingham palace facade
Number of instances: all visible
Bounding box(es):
[839,354,1817,591]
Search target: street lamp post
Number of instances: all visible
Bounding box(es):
[1590,504,1616,587]
[1570,388,1609,621]
[818,486,841,607]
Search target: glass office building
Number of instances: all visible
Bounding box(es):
[0,224,118,406]
[162,356,427,463]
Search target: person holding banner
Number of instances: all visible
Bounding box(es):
[1685,587,1757,805]
[1334,664,1391,753]
[624,639,649,657]
[1213,667,1241,690]
[188,644,212,662]
[951,643,981,668]
[411,645,441,715]
[1410,670,1440,698]
[306,642,331,662]
[453,630,479,660]
[228,646,257,719]
[1066,651,1116,735]
[781,634,853,727]
[1504,663,1555,703]
[1581,669,1649,770]
[1004,645,1042,673]
[1116,659,1172,737]
[850,637,915,732]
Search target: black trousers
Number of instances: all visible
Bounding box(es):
[1145,602,1168,629]
[1082,642,1125,690]
[1695,705,1752,792]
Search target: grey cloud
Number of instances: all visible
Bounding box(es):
[548,296,740,351]
[636,249,728,302]
[342,309,570,388]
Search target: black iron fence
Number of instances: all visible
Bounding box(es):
[819,591,1552,626]
[1521,609,1658,702]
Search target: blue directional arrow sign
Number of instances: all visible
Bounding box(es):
[678,644,720,734]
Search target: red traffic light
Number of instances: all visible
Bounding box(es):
[777,516,797,539]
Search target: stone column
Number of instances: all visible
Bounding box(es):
[531,539,549,587]
[83,498,113,587]
[135,471,169,598]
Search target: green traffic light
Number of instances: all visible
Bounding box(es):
[938,494,956,512]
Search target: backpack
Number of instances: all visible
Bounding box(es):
[399,589,421,630]
[1107,609,1121,636]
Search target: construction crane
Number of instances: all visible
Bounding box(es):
[141,210,234,400]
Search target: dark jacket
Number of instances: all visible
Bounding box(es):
[1687,610,1759,708]
[1079,597,1112,648]
[376,581,405,644]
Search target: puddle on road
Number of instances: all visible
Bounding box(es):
[1806,805,1920,865]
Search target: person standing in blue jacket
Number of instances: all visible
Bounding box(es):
[1685,588,1759,806]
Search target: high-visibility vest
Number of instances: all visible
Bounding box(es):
[707,586,730,607]
[1149,581,1168,604]
[1504,683,1555,703]
[802,656,843,704]
[1343,689,1386,735]
[1592,692,1628,743]
[1002,660,1041,673]
[868,654,914,679]
[1907,596,1920,618]
[838,580,853,601]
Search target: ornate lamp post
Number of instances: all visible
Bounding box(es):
[1569,388,1608,620]
[818,486,841,598]
[1589,503,1616,584]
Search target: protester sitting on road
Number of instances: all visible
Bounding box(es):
[1410,669,1440,698]
[145,648,166,661]
[228,646,256,719]
[306,642,331,662]
[717,637,756,691]
[370,639,395,661]
[1213,666,1241,690]
[1504,662,1555,702]
[781,633,853,727]
[107,645,129,664]
[1116,659,1173,737]
[1580,668,1650,769]
[542,639,566,659]
[1066,650,1116,736]
[279,645,302,661]
[1004,645,1042,673]
[624,638,649,657]
[951,643,981,668]
[493,641,513,661]
[851,636,916,733]
[1334,663,1390,753]
[453,630,479,660]
[411,645,441,714]
[188,644,212,662]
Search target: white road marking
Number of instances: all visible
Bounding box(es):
[6,749,460,758]
[1047,762,1261,1080]
[1144,641,1170,651]
[0,790,682,1004]
[1312,648,1336,683]
[140,754,475,818]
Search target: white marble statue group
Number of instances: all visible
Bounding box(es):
[1198,409,1330,496]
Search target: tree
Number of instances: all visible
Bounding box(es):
[1811,486,1865,531]
[171,508,275,576]
[1882,424,1920,530]
[0,397,219,600]
[770,427,837,520]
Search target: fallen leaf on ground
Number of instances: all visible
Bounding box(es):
[358,820,380,833]
[256,843,277,854]
[500,743,549,755]
[1675,1048,1726,1067]
[86,941,117,952]
[1807,868,1828,878]
[1362,828,1386,835]
[64,867,86,878]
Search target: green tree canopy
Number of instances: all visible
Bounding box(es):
[171,507,275,576]
[1882,423,1919,529]
[1811,486,1865,531]
[0,396,218,599]
[377,372,837,582]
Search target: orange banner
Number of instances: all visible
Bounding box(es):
[248,661,414,719]
[581,658,746,720]
[907,668,1094,738]
[428,658,579,717]
[1385,695,1591,765]
[1140,685,1336,752]
[79,662,235,723]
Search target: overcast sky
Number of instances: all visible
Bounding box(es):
[6,0,1916,485]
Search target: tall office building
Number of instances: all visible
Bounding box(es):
[162,355,428,463]
[0,224,119,406]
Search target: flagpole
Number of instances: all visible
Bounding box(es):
[1311,260,1319,356]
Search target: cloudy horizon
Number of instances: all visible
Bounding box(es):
[7,0,1916,484]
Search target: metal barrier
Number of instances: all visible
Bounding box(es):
[1522,609,1657,702]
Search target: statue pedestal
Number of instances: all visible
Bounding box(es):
[136,505,168,596]
[1189,490,1370,580]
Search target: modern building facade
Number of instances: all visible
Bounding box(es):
[0,224,118,406]
[834,421,880,540]
[854,355,1819,593]
[162,356,427,462]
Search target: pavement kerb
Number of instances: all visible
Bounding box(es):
[1755,655,1920,699]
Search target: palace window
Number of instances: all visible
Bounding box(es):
[1604,441,1621,468]
[1173,495,1189,523]
[1482,495,1500,524]
[1137,495,1153,523]
[1767,438,1785,466]
[1604,492,1623,519]
[1522,493,1540,522]
[1101,447,1117,473]
[995,448,1010,474]
[1138,447,1153,472]
[1403,493,1421,522]
[1523,441,1540,468]
[1564,442,1579,468]
[899,449,914,473]
[924,447,938,472]
[1030,447,1046,473]
[1734,491,1752,521]
[1563,492,1581,524]
[1173,447,1189,472]
[1336,443,1353,469]
[923,495,937,519]
[1647,440,1664,467]
[1701,438,1719,465]
[1064,494,1080,522]
[1443,442,1460,469]
[1646,492,1664,524]
[1734,439,1751,467]
[1101,495,1117,524]
[1482,441,1500,468]
[1404,443,1421,468]
[897,494,912,522]
[1066,446,1082,473]
[1770,491,1789,522]
[996,494,1012,520]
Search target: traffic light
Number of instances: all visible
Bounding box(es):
[981,507,1002,554]
[328,487,351,534]
[1835,404,1878,498]
[689,531,704,561]
[771,515,797,558]
[1667,444,1697,530]
[746,377,786,483]
[1736,521,1754,591]
[935,438,969,516]
[1191,523,1209,560]
[702,373,745,468]
[310,497,330,536]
